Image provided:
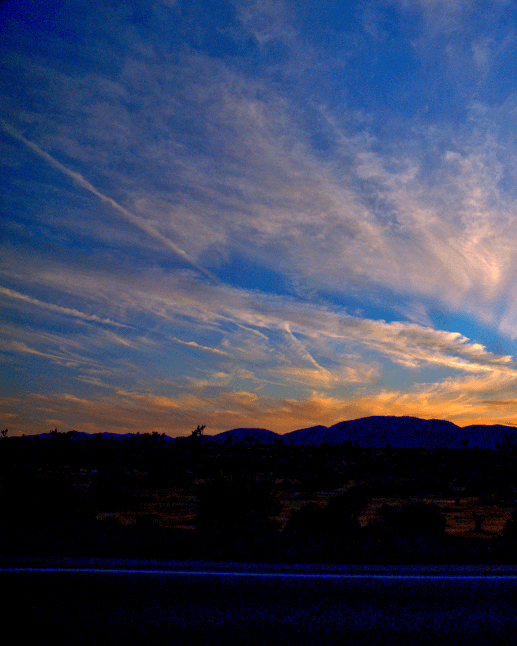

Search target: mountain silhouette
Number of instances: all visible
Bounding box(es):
[205,427,280,445]
[207,416,513,449]
[22,416,517,449]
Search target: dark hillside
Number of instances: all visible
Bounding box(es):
[328,417,463,449]
[20,416,517,450]
[206,428,279,445]
[279,425,329,445]
[275,417,505,449]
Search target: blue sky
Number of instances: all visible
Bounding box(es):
[3,0,517,436]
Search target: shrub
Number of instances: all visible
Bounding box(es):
[0,471,95,532]
[285,486,370,537]
[503,509,517,535]
[284,502,328,534]
[195,474,281,537]
[378,502,446,536]
[324,486,370,534]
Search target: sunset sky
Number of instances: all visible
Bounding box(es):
[3,1,517,437]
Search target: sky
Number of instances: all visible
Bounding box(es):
[3,0,517,437]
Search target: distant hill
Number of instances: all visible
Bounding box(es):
[278,425,328,445]
[26,430,176,444]
[208,416,515,449]
[290,416,463,449]
[19,416,517,449]
[205,428,280,445]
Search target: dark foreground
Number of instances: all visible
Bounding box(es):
[4,558,517,645]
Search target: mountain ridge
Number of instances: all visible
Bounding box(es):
[205,416,515,449]
[17,416,517,449]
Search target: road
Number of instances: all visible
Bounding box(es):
[3,559,517,645]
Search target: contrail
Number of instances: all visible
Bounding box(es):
[0,119,219,283]
[168,335,230,355]
[0,286,129,327]
[284,321,326,371]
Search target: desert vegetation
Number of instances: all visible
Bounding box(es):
[2,429,517,563]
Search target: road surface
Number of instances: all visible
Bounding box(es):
[3,559,517,645]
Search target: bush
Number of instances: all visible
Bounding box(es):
[0,471,95,532]
[284,502,328,534]
[378,502,446,536]
[195,474,281,538]
[327,486,370,518]
[503,509,517,535]
[285,486,370,537]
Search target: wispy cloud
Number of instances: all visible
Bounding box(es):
[0,286,128,327]
[168,336,231,356]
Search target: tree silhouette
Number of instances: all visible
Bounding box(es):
[195,473,281,538]
[378,502,446,535]
[503,509,517,535]
[285,486,369,537]
[325,485,370,530]
[1,470,95,536]
[189,425,206,444]
[472,511,485,533]
[496,431,516,451]
[284,502,328,535]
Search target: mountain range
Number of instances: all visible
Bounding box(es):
[202,417,514,449]
[25,416,517,449]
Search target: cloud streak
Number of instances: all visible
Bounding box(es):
[0,118,218,283]
[0,286,128,327]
